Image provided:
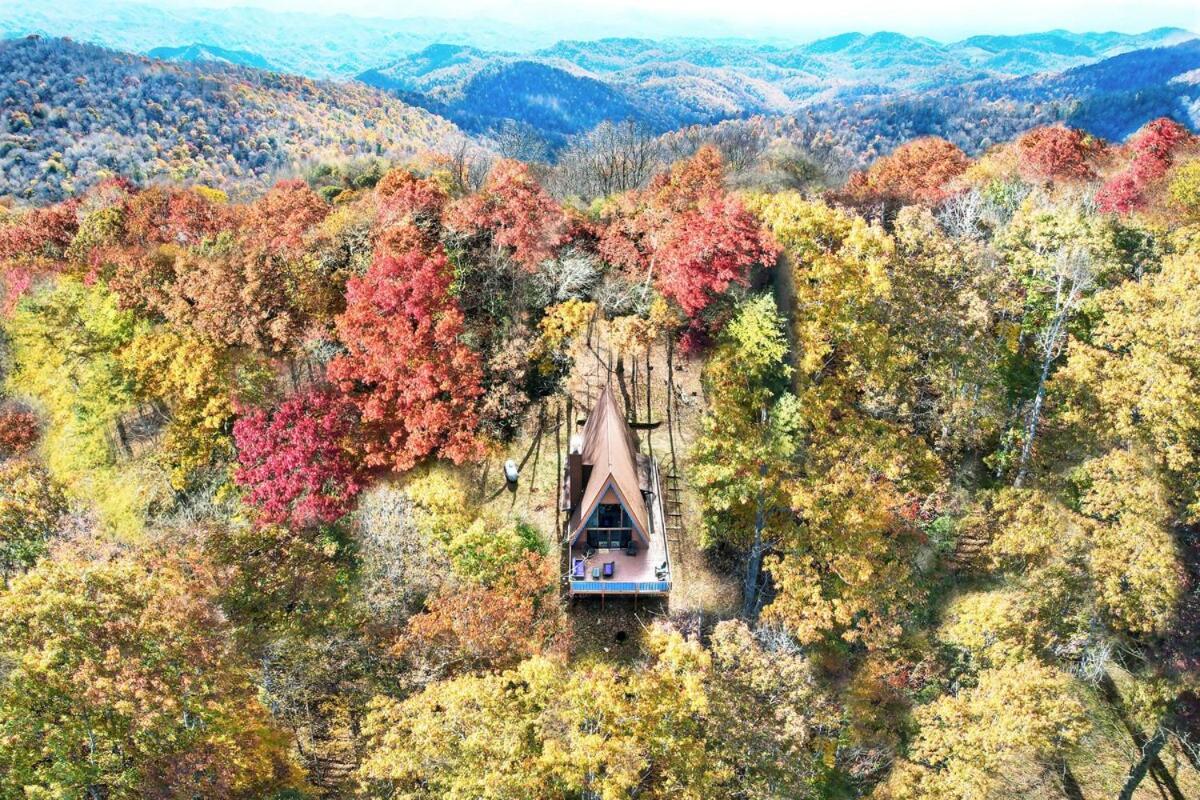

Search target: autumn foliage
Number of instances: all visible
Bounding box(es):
[656,192,779,317]
[0,544,300,797]
[329,245,485,471]
[599,145,777,328]
[1097,117,1196,214]
[0,406,39,457]
[4,115,1200,800]
[843,136,971,206]
[375,169,450,255]
[122,185,229,247]
[233,388,364,529]
[238,179,329,257]
[445,159,565,270]
[1016,124,1106,182]
[394,552,567,676]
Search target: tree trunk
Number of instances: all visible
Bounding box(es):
[1013,351,1052,487]
[1099,671,1187,800]
[742,480,766,619]
[1059,759,1085,800]
[1119,727,1169,800]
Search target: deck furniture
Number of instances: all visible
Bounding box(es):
[625,541,638,556]
[603,561,615,578]
[572,558,585,579]
[591,566,601,580]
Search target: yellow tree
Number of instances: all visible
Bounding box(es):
[1056,248,1200,519]
[121,326,271,490]
[0,543,302,798]
[0,458,66,583]
[748,194,940,647]
[362,623,835,800]
[4,277,166,534]
[888,207,1007,457]
[1075,449,1182,637]
[994,194,1120,484]
[691,294,802,617]
[361,630,716,800]
[877,661,1089,800]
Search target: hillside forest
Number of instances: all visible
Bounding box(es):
[1,110,1200,800]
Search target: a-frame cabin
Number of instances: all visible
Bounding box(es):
[564,385,671,597]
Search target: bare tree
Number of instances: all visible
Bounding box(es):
[712,118,770,174]
[552,119,662,199]
[937,188,986,239]
[494,119,549,164]
[445,135,494,194]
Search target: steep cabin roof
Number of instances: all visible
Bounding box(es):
[568,385,651,545]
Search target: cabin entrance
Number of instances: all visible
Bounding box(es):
[586,503,633,550]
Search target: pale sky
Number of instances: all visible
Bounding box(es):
[171,0,1200,40]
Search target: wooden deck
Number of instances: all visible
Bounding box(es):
[567,459,671,596]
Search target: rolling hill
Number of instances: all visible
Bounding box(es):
[147,43,275,71]
[671,38,1200,179]
[0,36,461,202]
[358,28,1197,145]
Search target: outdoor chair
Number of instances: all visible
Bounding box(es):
[572,558,585,579]
[603,561,615,578]
[625,541,638,557]
[591,566,601,580]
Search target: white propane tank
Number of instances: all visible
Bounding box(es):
[504,459,519,483]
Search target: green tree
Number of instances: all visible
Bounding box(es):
[691,294,801,617]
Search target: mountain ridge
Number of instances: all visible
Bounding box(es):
[0,36,462,202]
[358,32,1200,146]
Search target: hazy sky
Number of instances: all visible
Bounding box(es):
[168,0,1200,40]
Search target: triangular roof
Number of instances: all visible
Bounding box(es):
[568,385,650,545]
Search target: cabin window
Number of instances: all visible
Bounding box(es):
[597,503,624,528]
[587,529,631,549]
[587,503,632,549]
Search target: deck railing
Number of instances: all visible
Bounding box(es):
[570,580,671,594]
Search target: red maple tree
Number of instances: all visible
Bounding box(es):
[1098,118,1196,214]
[1016,125,1105,183]
[328,245,485,472]
[445,159,565,271]
[0,406,39,457]
[233,388,364,528]
[656,192,778,317]
[598,145,776,325]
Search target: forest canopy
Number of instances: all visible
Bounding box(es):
[0,112,1198,800]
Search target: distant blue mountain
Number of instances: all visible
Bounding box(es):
[148,43,274,71]
[997,39,1200,140]
[361,56,654,143]
[0,0,1193,83]
[358,29,1198,148]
